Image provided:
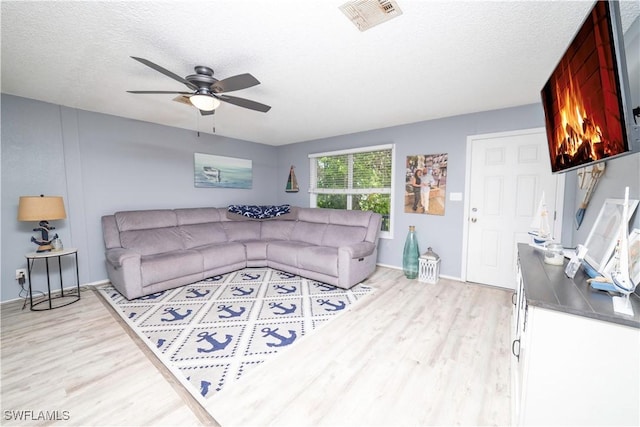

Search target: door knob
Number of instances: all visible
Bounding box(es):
[471,218,477,223]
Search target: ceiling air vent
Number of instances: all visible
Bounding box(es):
[339,0,403,31]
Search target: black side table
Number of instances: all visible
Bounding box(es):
[25,248,80,310]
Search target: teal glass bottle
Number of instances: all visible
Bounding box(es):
[403,225,420,279]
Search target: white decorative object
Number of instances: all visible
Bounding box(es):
[543,243,564,266]
[528,191,551,245]
[51,237,63,251]
[565,244,588,279]
[419,247,440,284]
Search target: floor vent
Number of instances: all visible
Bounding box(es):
[339,0,403,32]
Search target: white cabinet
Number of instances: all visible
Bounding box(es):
[512,246,640,426]
[510,259,527,425]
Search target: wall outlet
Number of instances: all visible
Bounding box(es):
[15,268,26,280]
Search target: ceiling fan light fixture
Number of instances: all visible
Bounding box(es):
[190,94,221,111]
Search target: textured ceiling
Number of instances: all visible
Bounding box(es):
[2,1,638,146]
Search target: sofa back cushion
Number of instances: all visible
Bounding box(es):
[115,209,177,231]
[321,224,367,247]
[120,228,185,255]
[113,210,184,255]
[326,209,377,245]
[328,209,372,227]
[222,221,261,241]
[294,207,376,246]
[175,208,221,225]
[102,215,121,249]
[180,223,228,248]
[290,221,327,245]
[261,221,295,240]
[364,213,382,243]
[297,207,331,224]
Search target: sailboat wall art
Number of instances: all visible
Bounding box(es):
[285,165,299,193]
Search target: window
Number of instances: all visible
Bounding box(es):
[309,144,394,238]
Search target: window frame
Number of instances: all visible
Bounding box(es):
[309,144,395,239]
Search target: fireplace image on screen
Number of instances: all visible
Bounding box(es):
[540,0,632,174]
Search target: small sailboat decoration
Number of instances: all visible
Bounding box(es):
[529,191,551,245]
[285,165,299,193]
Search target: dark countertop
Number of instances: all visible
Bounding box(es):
[518,243,640,329]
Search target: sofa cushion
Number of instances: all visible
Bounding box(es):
[222,221,261,241]
[321,224,367,248]
[120,228,184,256]
[102,215,121,249]
[175,207,221,225]
[180,223,228,249]
[267,241,314,266]
[241,240,269,261]
[290,221,327,245]
[140,250,202,286]
[115,210,177,231]
[261,221,295,240]
[328,209,372,227]
[193,242,246,270]
[298,246,339,276]
[297,207,331,224]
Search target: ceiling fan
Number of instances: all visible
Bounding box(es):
[127,56,271,115]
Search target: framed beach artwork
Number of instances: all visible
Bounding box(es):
[405,153,448,215]
[583,198,639,273]
[194,153,252,189]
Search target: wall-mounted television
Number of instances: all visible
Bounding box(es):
[541,0,639,174]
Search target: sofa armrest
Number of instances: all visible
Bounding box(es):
[339,242,375,259]
[105,248,140,269]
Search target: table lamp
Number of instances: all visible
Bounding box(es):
[18,195,67,252]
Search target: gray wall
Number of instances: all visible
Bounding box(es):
[276,104,561,279]
[563,154,640,247]
[1,94,279,301]
[2,94,639,302]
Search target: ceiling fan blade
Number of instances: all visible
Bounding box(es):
[218,95,271,112]
[211,73,260,93]
[128,90,192,94]
[130,56,198,91]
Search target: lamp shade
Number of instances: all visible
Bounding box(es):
[190,94,221,111]
[18,196,67,221]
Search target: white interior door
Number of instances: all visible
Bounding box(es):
[464,128,563,289]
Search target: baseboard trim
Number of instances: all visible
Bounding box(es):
[0,279,110,305]
[375,263,462,283]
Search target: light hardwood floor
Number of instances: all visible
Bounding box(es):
[1,267,512,426]
[0,288,212,426]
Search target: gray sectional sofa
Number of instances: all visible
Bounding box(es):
[101,206,382,299]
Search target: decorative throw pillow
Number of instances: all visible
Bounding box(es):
[226,205,297,221]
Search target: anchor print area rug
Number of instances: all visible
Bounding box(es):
[98,268,373,406]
